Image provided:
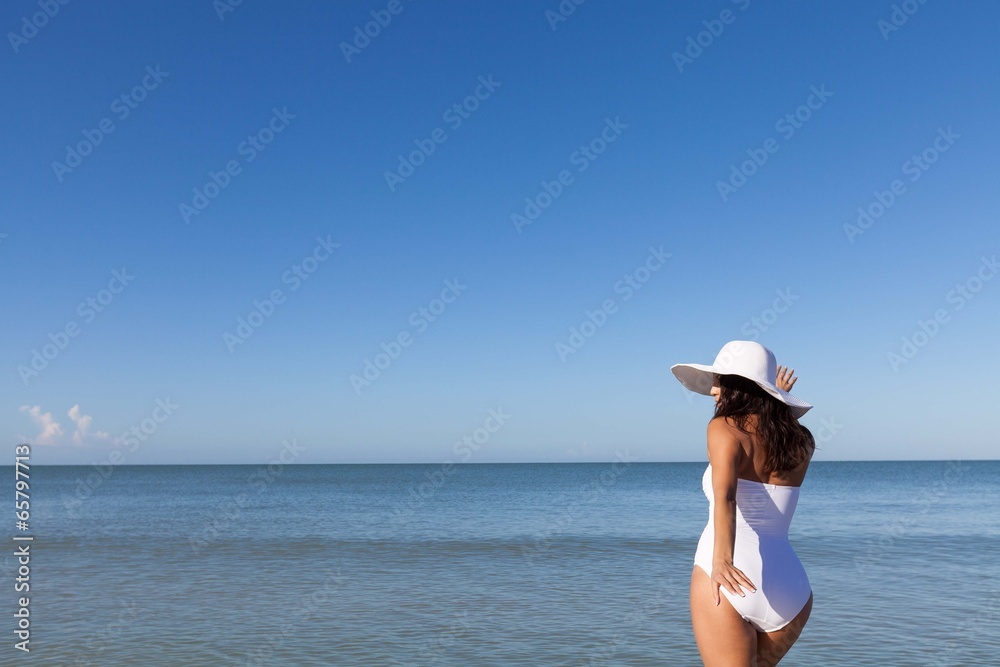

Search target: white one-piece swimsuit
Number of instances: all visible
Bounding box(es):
[693,463,812,632]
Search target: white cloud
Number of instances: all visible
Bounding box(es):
[68,404,92,444]
[19,404,122,447]
[18,405,64,445]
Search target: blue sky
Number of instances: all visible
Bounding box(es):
[2,0,997,465]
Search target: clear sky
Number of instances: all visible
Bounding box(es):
[3,0,997,465]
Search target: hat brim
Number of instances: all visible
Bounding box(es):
[670,363,813,419]
[670,363,717,396]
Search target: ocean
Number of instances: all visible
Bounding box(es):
[6,460,999,666]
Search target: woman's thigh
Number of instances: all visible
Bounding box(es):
[756,592,813,667]
[690,566,757,666]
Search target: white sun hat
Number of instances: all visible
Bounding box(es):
[670,340,812,418]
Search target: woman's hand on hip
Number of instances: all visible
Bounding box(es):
[711,560,756,606]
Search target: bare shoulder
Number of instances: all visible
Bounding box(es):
[705,418,744,495]
[707,416,747,443]
[707,415,740,432]
[706,417,743,459]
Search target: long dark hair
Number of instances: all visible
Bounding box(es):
[715,374,815,474]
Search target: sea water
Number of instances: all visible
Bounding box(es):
[5,460,999,666]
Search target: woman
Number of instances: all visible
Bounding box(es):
[671,340,816,666]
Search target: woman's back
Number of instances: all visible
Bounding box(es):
[700,463,801,539]
[695,415,814,632]
[719,414,812,487]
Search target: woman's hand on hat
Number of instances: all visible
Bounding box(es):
[776,365,798,392]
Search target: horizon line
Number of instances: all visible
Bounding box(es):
[5,458,996,467]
